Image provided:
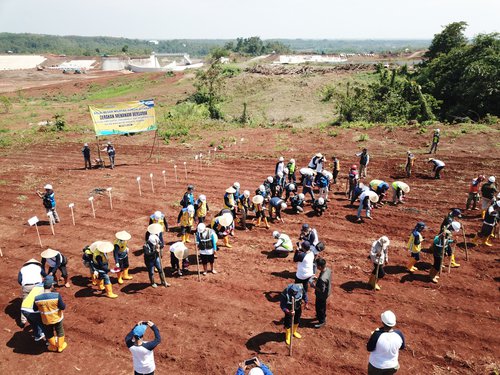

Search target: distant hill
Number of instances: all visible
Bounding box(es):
[0,33,430,56]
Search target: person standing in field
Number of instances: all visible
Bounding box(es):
[407,222,425,273]
[356,148,370,178]
[279,283,304,346]
[82,143,91,169]
[36,184,60,224]
[331,156,340,184]
[312,257,331,328]
[195,194,209,224]
[465,175,485,211]
[195,223,218,275]
[405,151,415,177]
[367,311,405,374]
[125,321,161,375]
[102,142,116,169]
[429,128,440,154]
[368,236,390,291]
[481,176,497,219]
[286,158,296,183]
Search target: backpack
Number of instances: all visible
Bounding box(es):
[43,196,52,209]
[143,243,155,258]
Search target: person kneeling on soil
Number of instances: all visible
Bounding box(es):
[368,236,390,291]
[272,231,293,256]
[280,283,304,346]
[195,223,218,275]
[125,321,161,375]
[290,193,305,213]
[312,197,327,216]
[236,357,273,375]
[367,311,405,375]
[369,179,390,207]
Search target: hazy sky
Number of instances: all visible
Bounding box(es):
[0,0,498,39]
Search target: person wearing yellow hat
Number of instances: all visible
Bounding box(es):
[113,231,133,285]
[224,186,238,218]
[211,212,235,248]
[170,241,189,276]
[36,184,60,224]
[18,258,45,327]
[177,204,195,243]
[251,195,269,229]
[41,248,70,288]
[91,241,118,298]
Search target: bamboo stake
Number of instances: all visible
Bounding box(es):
[69,203,75,225]
[289,296,295,356]
[150,173,155,194]
[106,188,113,210]
[162,170,167,187]
[137,176,142,196]
[35,224,43,248]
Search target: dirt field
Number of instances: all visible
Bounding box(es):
[0,120,499,374]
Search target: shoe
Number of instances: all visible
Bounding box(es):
[104,283,118,298]
[178,270,183,276]
[35,334,46,342]
[57,336,68,352]
[202,271,207,276]
[151,283,157,288]
[122,268,133,280]
[366,216,373,220]
[223,236,232,248]
[407,258,417,273]
[314,322,326,329]
[211,270,217,274]
[285,328,291,345]
[293,324,302,339]
[185,235,191,243]
[356,217,362,222]
[429,267,439,283]
[63,277,71,288]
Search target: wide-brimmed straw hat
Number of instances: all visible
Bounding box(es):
[89,241,102,252]
[218,213,233,227]
[252,195,264,205]
[398,182,410,194]
[98,241,114,253]
[172,242,189,260]
[41,248,59,259]
[225,187,236,194]
[115,231,131,241]
[367,191,379,203]
[147,223,163,235]
[24,258,41,265]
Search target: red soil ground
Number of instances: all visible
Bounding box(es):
[0,125,499,375]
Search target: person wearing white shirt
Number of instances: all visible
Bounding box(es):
[367,311,406,374]
[17,258,45,326]
[428,158,445,179]
[125,321,161,375]
[293,241,315,308]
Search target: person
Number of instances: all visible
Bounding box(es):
[113,231,133,285]
[82,243,98,286]
[18,258,45,327]
[290,193,305,213]
[312,197,327,216]
[294,241,315,309]
[368,236,390,291]
[367,311,405,374]
[36,184,60,224]
[302,171,315,201]
[299,224,319,248]
[275,156,285,176]
[170,241,189,276]
[474,200,500,247]
[347,164,360,201]
[274,171,286,198]
[272,231,293,255]
[91,241,119,298]
[428,158,445,179]
[439,208,462,234]
[350,183,369,206]
[224,187,238,218]
[282,182,296,202]
[369,179,390,206]
[356,148,369,178]
[286,158,296,183]
[308,153,323,170]
[195,223,218,275]
[279,283,304,346]
[195,194,209,224]
[82,143,91,169]
[430,223,460,283]
[148,211,167,246]
[407,222,425,273]
[125,321,161,375]
[238,190,252,230]
[212,212,235,248]
[233,182,241,205]
[466,175,485,210]
[332,156,340,184]
[317,170,330,200]
[429,128,440,154]
[143,234,169,287]
[357,190,377,222]
[269,196,287,223]
[236,358,273,375]
[34,275,67,352]
[481,176,497,219]
[177,204,195,243]
[102,141,116,169]
[20,281,45,342]
[40,248,70,288]
[312,257,331,328]
[251,195,269,229]
[180,185,195,208]
[405,151,415,177]
[263,176,274,198]
[391,181,409,205]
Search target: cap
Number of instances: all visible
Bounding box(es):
[267,176,273,183]
[197,223,206,233]
[279,156,284,162]
[379,236,390,245]
[318,197,324,205]
[451,208,462,218]
[289,183,296,190]
[84,143,88,147]
[187,205,195,213]
[435,128,440,132]
[233,182,240,189]
[249,368,264,375]
[298,193,305,199]
[115,231,131,241]
[289,283,303,300]
[199,194,206,201]
[315,153,323,158]
[259,185,265,192]
[301,223,309,231]
[44,184,53,190]
[133,324,147,338]
[280,202,287,209]
[351,164,357,169]
[301,241,311,250]
[41,248,58,259]
[43,275,55,289]
[272,231,280,238]
[187,184,194,191]
[243,190,250,197]
[416,222,426,231]
[289,158,295,163]
[381,310,396,327]
[154,211,162,220]
[450,221,461,232]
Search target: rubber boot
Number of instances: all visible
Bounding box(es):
[223,236,232,248]
[123,268,133,280]
[47,336,58,352]
[117,272,124,285]
[407,258,417,272]
[181,234,186,243]
[450,254,460,268]
[57,336,68,352]
[368,274,380,291]
[104,283,118,298]
[263,217,270,229]
[91,272,97,286]
[63,277,71,288]
[293,324,302,339]
[484,235,493,247]
[429,267,439,283]
[98,279,105,291]
[185,234,191,243]
[285,328,291,345]
[481,210,486,219]
[256,217,261,227]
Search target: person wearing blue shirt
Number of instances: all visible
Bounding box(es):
[180,185,195,208]
[36,184,60,224]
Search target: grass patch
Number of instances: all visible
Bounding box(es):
[357,133,369,142]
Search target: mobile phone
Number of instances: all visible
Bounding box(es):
[244,357,257,366]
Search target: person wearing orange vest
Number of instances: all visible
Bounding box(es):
[466,175,485,210]
[34,275,67,352]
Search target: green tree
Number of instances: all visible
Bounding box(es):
[192,60,226,119]
[122,44,129,53]
[424,21,468,60]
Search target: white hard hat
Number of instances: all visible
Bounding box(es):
[289,183,296,190]
[154,211,162,219]
[148,234,160,245]
[435,129,440,132]
[187,205,195,213]
[267,176,273,183]
[84,143,88,146]
[451,221,461,232]
[243,190,250,197]
[290,158,295,163]
[298,193,305,199]
[44,184,53,190]
[488,176,496,183]
[280,202,287,209]
[249,368,264,375]
[259,185,265,192]
[199,194,206,201]
[279,156,284,162]
[318,197,324,205]
[197,223,206,233]
[381,310,396,327]
[277,171,283,178]
[380,236,390,245]
[233,182,240,189]
[272,231,280,238]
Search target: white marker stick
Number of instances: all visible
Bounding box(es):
[162,170,167,187]
[137,176,142,196]
[35,224,42,248]
[174,165,178,182]
[106,188,113,210]
[69,203,75,225]
[183,162,188,180]
[88,196,96,218]
[0,247,3,257]
[150,173,155,194]
[199,153,203,171]
[28,216,42,247]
